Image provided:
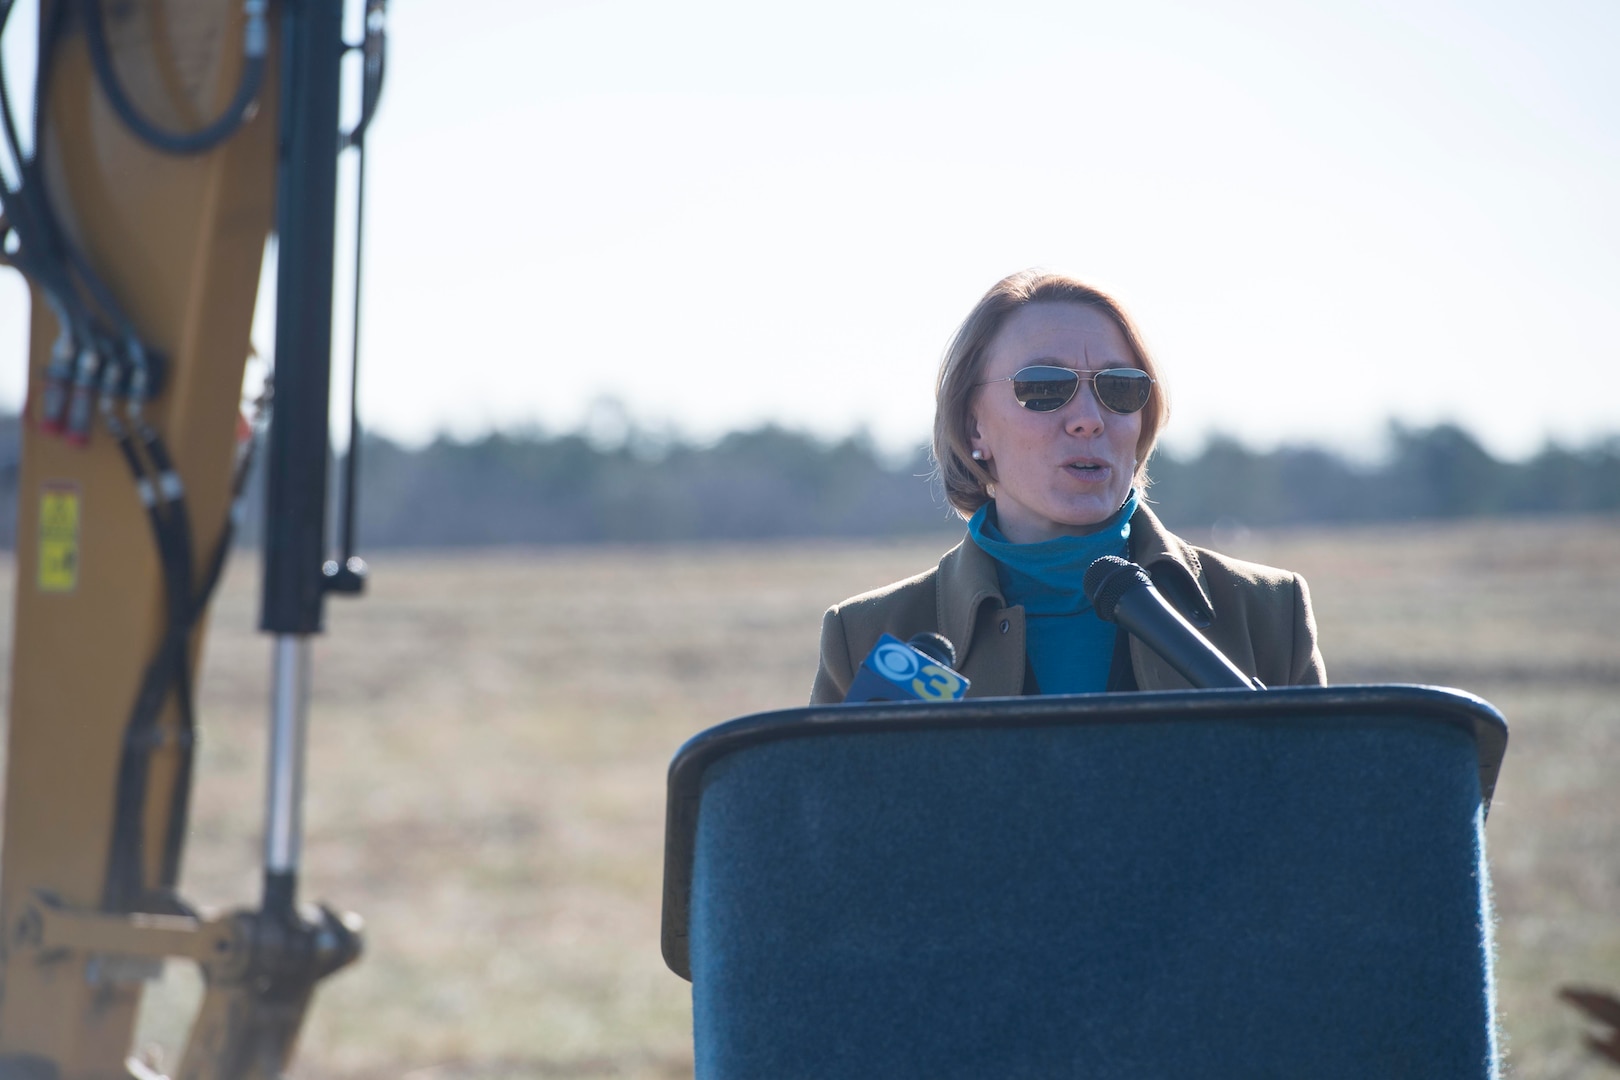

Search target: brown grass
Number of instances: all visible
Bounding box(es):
[5,516,1619,1078]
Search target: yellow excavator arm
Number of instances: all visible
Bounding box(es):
[0,1,380,1074]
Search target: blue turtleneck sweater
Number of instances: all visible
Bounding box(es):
[966,490,1138,694]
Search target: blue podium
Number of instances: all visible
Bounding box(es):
[662,685,1506,1080]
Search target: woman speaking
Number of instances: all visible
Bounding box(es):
[812,270,1325,703]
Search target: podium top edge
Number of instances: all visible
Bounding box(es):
[670,683,1505,800]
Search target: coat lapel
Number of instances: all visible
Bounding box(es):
[934,539,1025,697]
[1130,503,1215,626]
[1127,503,1219,690]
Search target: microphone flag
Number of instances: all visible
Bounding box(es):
[844,633,971,703]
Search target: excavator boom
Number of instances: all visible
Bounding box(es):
[0,1,375,1074]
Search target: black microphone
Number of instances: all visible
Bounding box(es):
[904,632,957,670]
[1084,556,1259,691]
[844,632,971,703]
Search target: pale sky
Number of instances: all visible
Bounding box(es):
[2,0,1616,461]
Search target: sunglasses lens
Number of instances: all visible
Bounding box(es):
[1010,366,1079,412]
[1094,369,1153,414]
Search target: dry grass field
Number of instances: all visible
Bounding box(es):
[3,515,1618,1077]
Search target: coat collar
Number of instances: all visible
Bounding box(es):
[936,501,1216,667]
[1129,502,1217,628]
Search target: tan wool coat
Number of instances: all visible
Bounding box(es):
[811,503,1326,704]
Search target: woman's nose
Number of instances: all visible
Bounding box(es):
[1062,379,1106,435]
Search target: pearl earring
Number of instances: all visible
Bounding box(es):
[971,449,987,461]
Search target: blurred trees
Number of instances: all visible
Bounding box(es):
[0,416,1615,548]
[289,424,960,546]
[1148,423,1620,532]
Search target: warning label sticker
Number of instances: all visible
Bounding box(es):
[38,483,81,593]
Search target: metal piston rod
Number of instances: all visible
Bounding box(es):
[264,634,312,916]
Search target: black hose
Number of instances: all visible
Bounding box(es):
[133,427,202,900]
[331,0,387,580]
[3,0,137,340]
[342,0,388,151]
[0,3,76,307]
[337,141,367,566]
[101,416,171,910]
[81,0,267,156]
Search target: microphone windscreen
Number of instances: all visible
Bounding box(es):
[906,632,957,670]
[1084,556,1152,622]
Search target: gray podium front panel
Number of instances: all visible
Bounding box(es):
[663,685,1506,1080]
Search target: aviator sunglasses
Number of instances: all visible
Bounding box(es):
[978,366,1154,415]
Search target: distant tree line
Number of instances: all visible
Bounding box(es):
[0,416,1614,549]
[327,425,956,545]
[1147,424,1620,529]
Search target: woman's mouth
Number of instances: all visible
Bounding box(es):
[1062,461,1116,486]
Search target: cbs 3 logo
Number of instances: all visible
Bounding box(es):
[870,641,965,701]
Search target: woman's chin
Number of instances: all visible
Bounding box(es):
[1050,494,1128,534]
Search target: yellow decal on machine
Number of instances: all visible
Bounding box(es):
[38,483,81,593]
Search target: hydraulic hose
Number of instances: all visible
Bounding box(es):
[81,0,268,155]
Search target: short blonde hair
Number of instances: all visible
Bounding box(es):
[932,270,1170,518]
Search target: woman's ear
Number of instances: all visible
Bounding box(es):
[968,414,987,462]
